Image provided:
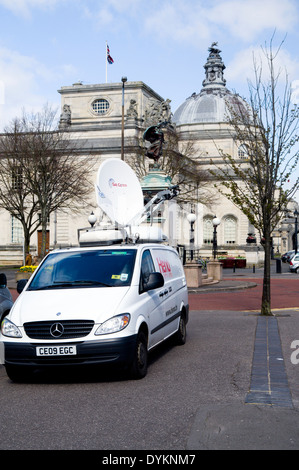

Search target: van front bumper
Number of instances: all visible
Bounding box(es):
[3,335,138,368]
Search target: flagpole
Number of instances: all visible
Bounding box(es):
[105,40,107,83]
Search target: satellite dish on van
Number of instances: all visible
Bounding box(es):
[95,159,144,226]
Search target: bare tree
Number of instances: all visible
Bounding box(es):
[0,119,40,256]
[210,36,299,315]
[0,105,96,259]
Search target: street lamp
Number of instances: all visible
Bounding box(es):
[294,209,298,254]
[212,216,221,260]
[187,213,196,261]
[121,76,127,161]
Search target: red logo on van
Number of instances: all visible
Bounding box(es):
[157,258,172,275]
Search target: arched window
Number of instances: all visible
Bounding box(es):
[238,144,248,159]
[224,216,237,244]
[203,216,214,244]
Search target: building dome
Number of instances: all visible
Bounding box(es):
[173,43,247,125]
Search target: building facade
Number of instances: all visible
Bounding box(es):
[0,44,297,265]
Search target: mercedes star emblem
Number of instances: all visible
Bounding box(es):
[50,322,64,338]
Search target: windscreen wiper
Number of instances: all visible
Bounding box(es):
[30,280,112,290]
[71,280,112,287]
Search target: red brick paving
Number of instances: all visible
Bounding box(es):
[189,278,299,311]
[9,277,299,312]
[10,290,19,302]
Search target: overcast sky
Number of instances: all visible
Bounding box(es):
[0,0,299,132]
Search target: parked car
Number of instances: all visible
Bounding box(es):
[0,273,13,323]
[289,253,299,272]
[281,250,295,263]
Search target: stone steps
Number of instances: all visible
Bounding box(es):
[202,274,218,285]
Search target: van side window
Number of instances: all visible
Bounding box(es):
[139,249,155,293]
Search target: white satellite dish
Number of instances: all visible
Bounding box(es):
[95,159,144,226]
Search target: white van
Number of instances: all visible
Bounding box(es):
[0,243,188,381]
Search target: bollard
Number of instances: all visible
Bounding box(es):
[276,258,282,273]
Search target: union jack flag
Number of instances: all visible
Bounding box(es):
[107,44,114,64]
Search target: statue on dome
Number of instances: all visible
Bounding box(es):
[202,42,226,88]
[209,42,221,54]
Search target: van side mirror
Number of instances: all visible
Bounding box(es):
[17,279,28,294]
[143,272,164,292]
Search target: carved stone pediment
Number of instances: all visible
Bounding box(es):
[143,99,172,127]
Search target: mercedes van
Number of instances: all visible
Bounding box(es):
[1,243,188,381]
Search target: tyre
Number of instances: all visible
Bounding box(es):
[174,314,187,345]
[129,331,148,379]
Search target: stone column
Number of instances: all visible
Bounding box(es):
[207,260,223,281]
[184,262,202,287]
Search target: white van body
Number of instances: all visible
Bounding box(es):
[1,243,188,381]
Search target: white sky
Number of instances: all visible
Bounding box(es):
[0,0,298,132]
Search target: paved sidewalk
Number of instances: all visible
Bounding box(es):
[186,308,299,450]
[186,261,299,449]
[189,278,257,293]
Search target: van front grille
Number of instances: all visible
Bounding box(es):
[24,320,95,340]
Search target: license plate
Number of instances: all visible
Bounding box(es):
[36,345,77,356]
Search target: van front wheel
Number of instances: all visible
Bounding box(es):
[129,331,148,379]
[174,314,187,345]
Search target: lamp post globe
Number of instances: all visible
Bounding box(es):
[88,211,97,228]
[212,216,220,227]
[187,213,196,224]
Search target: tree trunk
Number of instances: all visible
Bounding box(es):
[22,225,30,258]
[261,228,273,316]
[40,208,48,260]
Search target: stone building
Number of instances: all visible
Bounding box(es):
[173,43,260,264]
[172,43,298,262]
[0,44,297,265]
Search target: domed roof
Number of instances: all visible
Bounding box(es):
[173,43,247,125]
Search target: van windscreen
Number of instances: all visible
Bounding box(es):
[28,249,137,290]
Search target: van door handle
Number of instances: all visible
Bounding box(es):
[159,290,168,297]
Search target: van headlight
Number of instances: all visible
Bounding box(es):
[95,314,130,335]
[1,318,22,338]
